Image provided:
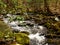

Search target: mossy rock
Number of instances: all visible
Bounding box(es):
[10,43,22,45]
[0,21,12,40]
[15,33,29,45]
[20,31,29,35]
[0,21,11,32]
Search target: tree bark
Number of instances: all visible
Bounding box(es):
[44,0,53,15]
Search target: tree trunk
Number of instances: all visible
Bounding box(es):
[44,0,53,15]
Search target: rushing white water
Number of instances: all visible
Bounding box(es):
[3,14,48,45]
[55,17,60,21]
[28,33,46,45]
[3,18,10,23]
[7,14,12,17]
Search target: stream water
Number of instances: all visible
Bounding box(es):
[3,14,48,45]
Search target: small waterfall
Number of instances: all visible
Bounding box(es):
[3,14,48,45]
[28,32,47,45]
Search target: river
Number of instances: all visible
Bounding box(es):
[3,14,48,45]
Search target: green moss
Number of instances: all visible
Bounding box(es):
[15,33,29,45]
[20,31,29,35]
[0,21,11,32]
[10,43,22,45]
[0,21,12,39]
[0,21,29,45]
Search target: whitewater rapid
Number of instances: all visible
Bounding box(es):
[3,14,48,45]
